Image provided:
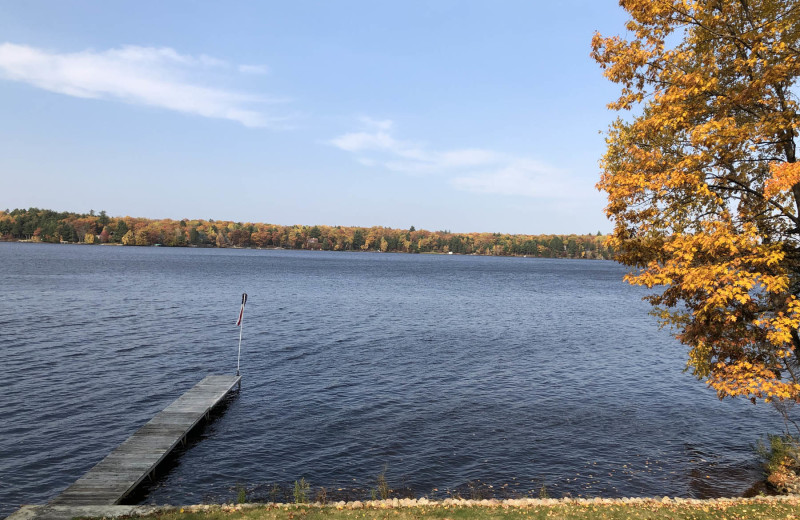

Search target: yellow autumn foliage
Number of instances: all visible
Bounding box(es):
[765,163,800,198]
[593,0,800,403]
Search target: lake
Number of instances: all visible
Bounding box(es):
[0,242,785,516]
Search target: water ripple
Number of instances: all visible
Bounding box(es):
[0,244,787,516]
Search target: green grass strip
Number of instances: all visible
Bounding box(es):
[126,497,800,520]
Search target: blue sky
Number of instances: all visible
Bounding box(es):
[0,1,629,234]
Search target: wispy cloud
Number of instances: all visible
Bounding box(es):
[330,118,576,199]
[451,160,567,197]
[0,43,284,127]
[238,64,270,75]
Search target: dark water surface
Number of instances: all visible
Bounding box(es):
[0,243,784,515]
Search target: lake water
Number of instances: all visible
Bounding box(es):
[0,243,786,516]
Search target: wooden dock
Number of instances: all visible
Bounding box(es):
[49,374,241,506]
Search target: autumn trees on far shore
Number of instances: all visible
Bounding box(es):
[0,207,613,259]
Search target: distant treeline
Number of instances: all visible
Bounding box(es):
[0,207,614,259]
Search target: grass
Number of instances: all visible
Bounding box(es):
[538,484,549,500]
[235,485,247,504]
[124,497,800,520]
[372,466,391,501]
[294,478,311,504]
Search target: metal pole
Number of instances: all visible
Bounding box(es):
[237,314,243,376]
[236,292,247,377]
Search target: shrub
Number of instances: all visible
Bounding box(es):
[757,434,800,494]
[293,478,310,504]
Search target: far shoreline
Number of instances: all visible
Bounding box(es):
[0,239,614,260]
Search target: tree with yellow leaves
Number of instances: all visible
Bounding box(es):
[593,0,800,405]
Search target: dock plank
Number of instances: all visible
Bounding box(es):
[49,374,240,506]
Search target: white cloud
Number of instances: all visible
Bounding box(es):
[451,160,570,198]
[238,64,270,75]
[330,119,576,199]
[359,116,394,131]
[0,43,281,127]
[329,130,398,152]
[439,149,500,168]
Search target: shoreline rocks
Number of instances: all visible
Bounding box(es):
[177,493,800,512]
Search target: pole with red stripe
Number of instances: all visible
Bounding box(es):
[236,293,247,376]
